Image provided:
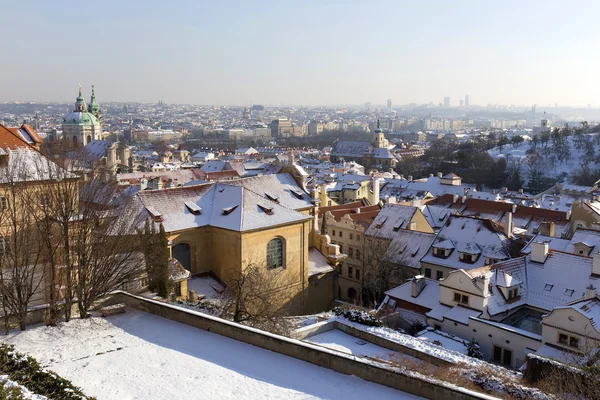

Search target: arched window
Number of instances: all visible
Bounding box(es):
[266,238,284,269]
[87,135,92,144]
[73,136,78,146]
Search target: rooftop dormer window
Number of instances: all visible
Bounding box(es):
[433,247,451,258]
[459,252,478,264]
[544,284,554,292]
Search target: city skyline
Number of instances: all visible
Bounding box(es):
[3,0,600,106]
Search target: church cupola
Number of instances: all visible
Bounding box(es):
[88,85,101,119]
[74,85,87,112]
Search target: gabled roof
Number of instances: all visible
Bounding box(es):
[421,215,523,271]
[0,124,76,183]
[488,251,600,315]
[132,174,312,233]
[365,203,419,239]
[331,140,372,158]
[385,230,436,268]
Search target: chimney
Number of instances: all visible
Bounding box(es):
[461,195,467,203]
[411,275,426,297]
[518,188,524,194]
[475,271,492,297]
[540,221,555,237]
[530,241,549,263]
[504,212,513,238]
[452,194,459,203]
[585,284,597,299]
[512,204,517,213]
[437,172,443,178]
[371,176,380,205]
[593,252,600,277]
[429,173,434,178]
[501,187,508,194]
[408,175,413,182]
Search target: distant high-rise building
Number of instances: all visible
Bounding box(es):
[531,104,537,114]
[443,97,450,107]
[464,95,469,107]
[387,99,392,110]
[364,102,371,111]
[459,100,464,107]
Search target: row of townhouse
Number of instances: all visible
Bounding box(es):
[380,231,600,370]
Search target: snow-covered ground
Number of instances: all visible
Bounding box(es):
[0,376,47,400]
[488,133,600,184]
[305,329,422,365]
[187,275,224,299]
[416,330,469,355]
[2,310,424,400]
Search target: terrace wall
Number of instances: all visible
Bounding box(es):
[108,291,497,400]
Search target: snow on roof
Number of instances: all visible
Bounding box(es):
[533,344,575,365]
[201,160,230,172]
[132,174,312,233]
[443,306,481,325]
[331,140,372,158]
[521,234,570,255]
[421,216,519,272]
[426,304,452,322]
[365,203,418,238]
[0,147,76,183]
[570,297,600,330]
[168,258,191,282]
[488,252,600,315]
[308,248,333,276]
[495,270,521,288]
[385,230,436,268]
[420,205,454,230]
[227,173,313,210]
[382,176,476,198]
[385,278,440,311]
[565,229,600,255]
[84,140,109,159]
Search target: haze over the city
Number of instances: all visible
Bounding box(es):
[3,0,599,106]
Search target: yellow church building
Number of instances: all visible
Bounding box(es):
[129,169,345,314]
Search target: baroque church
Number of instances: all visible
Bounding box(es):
[62,86,103,147]
[330,120,397,170]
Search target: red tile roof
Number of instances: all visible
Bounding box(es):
[0,124,37,150]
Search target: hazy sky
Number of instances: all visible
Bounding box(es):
[3,1,600,106]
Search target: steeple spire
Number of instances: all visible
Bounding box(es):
[88,84,101,119]
[74,84,87,112]
[377,118,380,130]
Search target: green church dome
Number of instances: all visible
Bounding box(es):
[63,111,100,126]
[63,85,101,126]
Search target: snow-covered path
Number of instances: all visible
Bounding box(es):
[2,310,424,400]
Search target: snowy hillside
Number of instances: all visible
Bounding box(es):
[489,132,600,185]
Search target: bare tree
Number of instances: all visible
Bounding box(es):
[219,262,294,334]
[0,150,45,331]
[535,332,600,399]
[72,181,145,318]
[362,237,409,307]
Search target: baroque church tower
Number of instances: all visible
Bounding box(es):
[372,119,387,149]
[62,85,102,147]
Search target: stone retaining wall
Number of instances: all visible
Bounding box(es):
[109,291,498,400]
